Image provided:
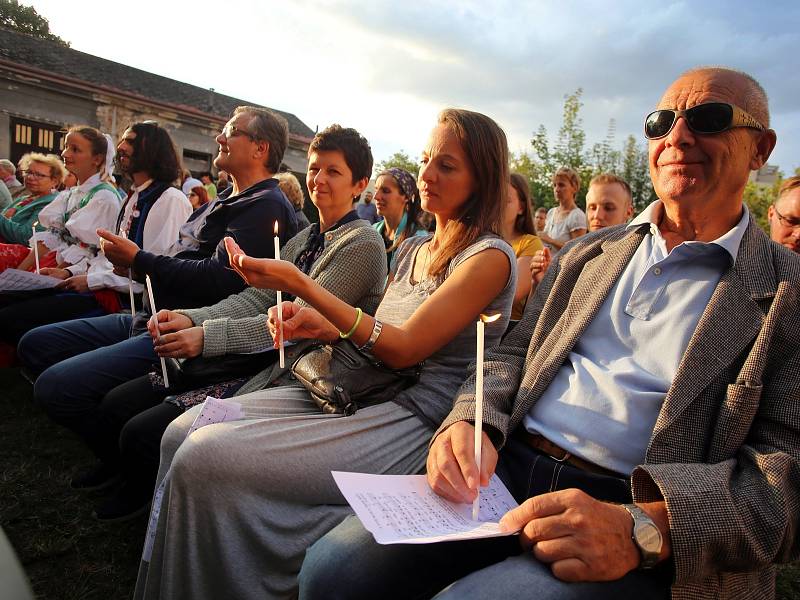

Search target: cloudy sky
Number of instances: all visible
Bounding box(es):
[33,0,800,173]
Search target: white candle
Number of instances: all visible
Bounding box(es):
[472,318,485,521]
[120,230,135,317]
[273,221,285,368]
[472,313,500,521]
[128,268,136,317]
[145,274,170,388]
[32,221,40,274]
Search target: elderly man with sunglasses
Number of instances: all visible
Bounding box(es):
[298,67,799,600]
[768,176,800,254]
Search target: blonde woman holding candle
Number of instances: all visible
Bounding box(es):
[0,152,66,272]
[136,108,517,600]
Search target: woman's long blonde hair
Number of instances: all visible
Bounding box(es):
[427,108,508,279]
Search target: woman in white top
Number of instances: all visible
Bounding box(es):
[539,166,587,251]
[36,126,123,280]
[0,124,190,345]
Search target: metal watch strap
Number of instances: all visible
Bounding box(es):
[622,504,662,570]
[358,319,383,352]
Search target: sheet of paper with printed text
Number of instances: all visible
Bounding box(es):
[332,471,519,544]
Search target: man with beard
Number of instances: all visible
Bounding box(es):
[18,107,297,493]
[0,123,190,344]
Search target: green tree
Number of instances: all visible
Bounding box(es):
[0,1,68,45]
[743,178,781,233]
[589,119,621,176]
[620,134,656,211]
[374,150,419,179]
[509,151,551,208]
[531,89,592,208]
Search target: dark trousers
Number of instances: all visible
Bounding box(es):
[299,438,671,600]
[0,290,104,344]
[18,314,159,462]
[118,386,182,500]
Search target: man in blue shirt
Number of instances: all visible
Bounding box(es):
[299,67,799,600]
[355,190,380,224]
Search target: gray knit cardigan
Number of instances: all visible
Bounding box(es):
[177,220,387,393]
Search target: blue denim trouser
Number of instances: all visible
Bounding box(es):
[18,314,158,463]
[298,437,672,600]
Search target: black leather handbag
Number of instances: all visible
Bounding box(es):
[290,339,422,415]
[164,349,278,392]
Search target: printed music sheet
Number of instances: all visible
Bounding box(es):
[332,471,519,544]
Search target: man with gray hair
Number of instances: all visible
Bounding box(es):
[300,67,798,600]
[768,175,800,253]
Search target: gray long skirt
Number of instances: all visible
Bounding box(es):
[134,384,432,600]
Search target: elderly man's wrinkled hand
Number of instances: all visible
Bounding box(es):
[426,421,497,504]
[499,489,641,582]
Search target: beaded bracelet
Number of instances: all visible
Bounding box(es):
[339,307,363,339]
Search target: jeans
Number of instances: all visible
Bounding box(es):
[0,290,105,344]
[298,438,672,600]
[18,314,159,464]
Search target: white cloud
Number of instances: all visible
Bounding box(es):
[30,0,800,172]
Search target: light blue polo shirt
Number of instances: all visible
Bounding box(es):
[523,201,749,474]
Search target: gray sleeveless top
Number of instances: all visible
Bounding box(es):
[376,234,516,428]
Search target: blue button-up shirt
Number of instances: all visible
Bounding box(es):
[523,201,749,474]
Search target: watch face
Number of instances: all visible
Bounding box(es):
[634,522,662,554]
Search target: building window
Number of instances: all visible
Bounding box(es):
[182,149,212,175]
[9,117,64,165]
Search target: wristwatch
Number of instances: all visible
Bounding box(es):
[622,504,662,569]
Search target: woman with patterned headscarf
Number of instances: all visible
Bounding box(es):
[372,167,427,268]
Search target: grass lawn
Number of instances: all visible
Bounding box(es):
[0,368,144,599]
[1,366,799,599]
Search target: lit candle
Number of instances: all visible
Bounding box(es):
[473,313,500,521]
[273,221,285,368]
[145,274,170,388]
[32,221,40,274]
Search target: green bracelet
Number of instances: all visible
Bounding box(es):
[339,307,363,339]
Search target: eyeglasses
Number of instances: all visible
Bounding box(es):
[220,124,256,140]
[23,170,51,179]
[644,102,765,140]
[773,205,800,230]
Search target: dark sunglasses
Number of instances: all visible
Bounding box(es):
[644,102,765,140]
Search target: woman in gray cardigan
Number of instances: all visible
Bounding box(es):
[84,125,386,522]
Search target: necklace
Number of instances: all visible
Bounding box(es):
[421,240,433,279]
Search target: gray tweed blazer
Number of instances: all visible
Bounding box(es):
[439,219,800,600]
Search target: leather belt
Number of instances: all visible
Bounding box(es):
[515,430,622,478]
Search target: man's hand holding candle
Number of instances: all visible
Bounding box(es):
[97,228,140,268]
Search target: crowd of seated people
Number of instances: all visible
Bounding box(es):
[1,65,798,600]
